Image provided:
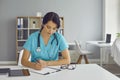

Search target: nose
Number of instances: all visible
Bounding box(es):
[49,29,54,34]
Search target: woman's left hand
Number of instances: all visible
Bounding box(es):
[37,60,48,68]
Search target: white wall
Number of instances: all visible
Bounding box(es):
[0,0,102,61]
[103,0,120,41]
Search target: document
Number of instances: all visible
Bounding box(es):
[29,67,61,75]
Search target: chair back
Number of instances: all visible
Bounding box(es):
[74,40,82,54]
[18,49,31,66]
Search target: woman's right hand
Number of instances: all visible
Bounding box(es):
[33,62,42,70]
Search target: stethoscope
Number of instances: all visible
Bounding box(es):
[36,31,58,52]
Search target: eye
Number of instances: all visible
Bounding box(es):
[53,27,57,30]
[46,25,51,29]
[45,25,57,31]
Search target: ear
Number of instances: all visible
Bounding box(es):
[41,24,44,27]
[40,25,44,32]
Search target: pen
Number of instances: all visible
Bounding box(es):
[35,59,41,64]
[43,72,50,75]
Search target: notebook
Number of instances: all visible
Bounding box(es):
[8,69,30,77]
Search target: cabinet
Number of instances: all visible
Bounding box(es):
[16,16,64,57]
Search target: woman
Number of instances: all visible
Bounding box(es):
[21,12,70,70]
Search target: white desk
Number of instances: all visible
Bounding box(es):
[86,41,113,66]
[0,64,120,80]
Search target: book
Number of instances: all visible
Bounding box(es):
[20,18,23,28]
[18,30,23,40]
[23,18,28,28]
[17,18,21,28]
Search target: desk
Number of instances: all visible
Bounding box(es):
[86,41,113,66]
[0,64,120,80]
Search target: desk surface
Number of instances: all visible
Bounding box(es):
[87,41,113,47]
[0,64,120,80]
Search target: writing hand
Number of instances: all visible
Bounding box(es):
[34,61,42,70]
[37,60,47,68]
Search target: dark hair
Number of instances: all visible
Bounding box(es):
[42,12,60,29]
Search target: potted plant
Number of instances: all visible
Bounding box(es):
[116,33,120,38]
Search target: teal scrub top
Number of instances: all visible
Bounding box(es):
[23,31,68,62]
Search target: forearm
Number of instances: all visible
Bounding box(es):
[47,58,71,66]
[46,49,71,66]
[22,60,35,68]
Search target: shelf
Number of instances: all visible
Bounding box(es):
[28,28,40,29]
[17,40,27,41]
[17,28,28,30]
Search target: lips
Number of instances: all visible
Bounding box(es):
[48,33,51,35]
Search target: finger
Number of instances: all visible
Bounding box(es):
[35,64,42,70]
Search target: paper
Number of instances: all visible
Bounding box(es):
[29,67,61,75]
[20,66,61,75]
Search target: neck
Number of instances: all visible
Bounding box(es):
[41,29,50,45]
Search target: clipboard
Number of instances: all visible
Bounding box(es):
[29,67,61,75]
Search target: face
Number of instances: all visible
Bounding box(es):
[43,21,57,36]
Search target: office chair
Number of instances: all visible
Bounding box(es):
[74,40,92,64]
[18,49,31,66]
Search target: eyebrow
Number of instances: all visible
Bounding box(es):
[46,25,57,29]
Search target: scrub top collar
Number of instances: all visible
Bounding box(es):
[40,33,54,49]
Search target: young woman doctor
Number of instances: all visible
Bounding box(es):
[21,12,70,70]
